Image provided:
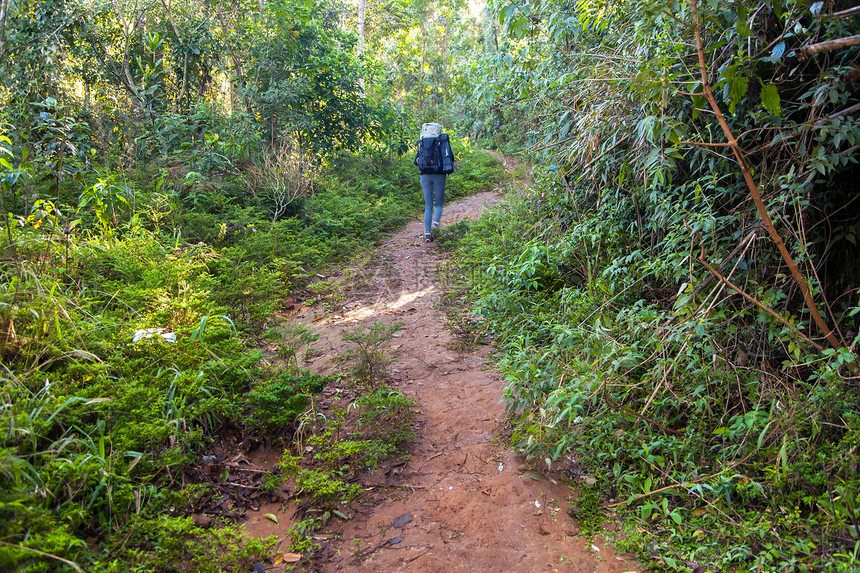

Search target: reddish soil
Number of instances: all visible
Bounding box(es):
[243,189,639,572]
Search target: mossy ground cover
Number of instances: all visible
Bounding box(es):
[0,142,501,571]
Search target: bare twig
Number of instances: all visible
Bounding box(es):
[579,134,632,172]
[819,6,860,20]
[698,247,824,352]
[607,453,753,509]
[678,140,733,147]
[405,547,432,563]
[827,102,860,121]
[530,135,578,153]
[692,230,758,298]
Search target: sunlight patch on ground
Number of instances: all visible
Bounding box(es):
[333,286,436,324]
[386,286,436,311]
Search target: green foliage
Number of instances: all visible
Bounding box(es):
[98,515,276,573]
[443,146,506,201]
[242,0,383,153]
[353,388,416,446]
[434,219,472,252]
[266,324,320,366]
[295,468,362,505]
[246,370,331,438]
[451,1,860,564]
[273,388,415,554]
[0,143,446,569]
[568,481,605,534]
[0,0,498,566]
[455,180,860,568]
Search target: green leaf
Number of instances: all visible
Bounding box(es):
[773,0,784,18]
[736,4,751,37]
[772,41,786,59]
[265,513,280,525]
[728,76,749,114]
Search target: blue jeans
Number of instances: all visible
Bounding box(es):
[420,174,446,234]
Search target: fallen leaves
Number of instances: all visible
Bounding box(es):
[274,552,302,564]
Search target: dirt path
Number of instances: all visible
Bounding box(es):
[246,191,637,572]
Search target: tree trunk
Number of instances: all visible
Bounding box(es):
[0,0,9,60]
[419,19,427,111]
[441,21,449,106]
[161,0,189,109]
[215,8,245,112]
[357,0,365,55]
[357,0,365,92]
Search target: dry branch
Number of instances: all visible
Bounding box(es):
[605,459,744,509]
[698,248,824,352]
[798,35,860,60]
[0,541,84,572]
[692,230,758,298]
[606,480,705,508]
[829,102,860,120]
[819,6,860,20]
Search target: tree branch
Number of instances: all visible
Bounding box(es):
[798,35,860,61]
[689,0,851,363]
[0,0,9,61]
[829,102,860,120]
[0,541,83,572]
[819,6,860,20]
[603,390,684,436]
[698,247,824,352]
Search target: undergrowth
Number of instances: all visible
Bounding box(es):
[450,0,860,569]
[450,182,860,571]
[0,137,495,569]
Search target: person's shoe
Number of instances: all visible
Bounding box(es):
[424,232,434,243]
[431,221,440,230]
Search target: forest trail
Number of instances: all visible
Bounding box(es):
[246,187,637,572]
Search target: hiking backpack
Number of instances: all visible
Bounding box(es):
[416,123,455,174]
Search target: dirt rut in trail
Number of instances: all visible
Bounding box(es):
[254,191,637,572]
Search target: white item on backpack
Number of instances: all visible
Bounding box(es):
[420,122,443,139]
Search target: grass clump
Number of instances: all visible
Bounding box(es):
[272,386,416,559]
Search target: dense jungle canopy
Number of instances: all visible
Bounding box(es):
[1,0,859,570]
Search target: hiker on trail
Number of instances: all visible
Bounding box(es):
[414,122,455,243]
